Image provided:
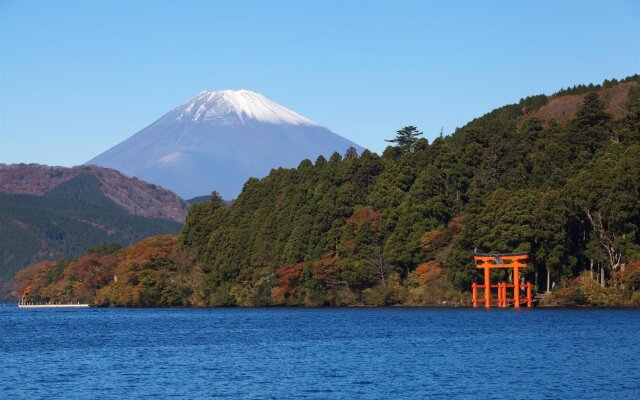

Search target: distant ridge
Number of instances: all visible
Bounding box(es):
[0,163,189,222]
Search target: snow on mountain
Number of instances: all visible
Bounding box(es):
[87,90,363,199]
[177,90,318,126]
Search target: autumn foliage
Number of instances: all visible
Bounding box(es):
[312,252,341,288]
[14,235,205,307]
[611,261,640,291]
[271,262,304,304]
[415,260,444,285]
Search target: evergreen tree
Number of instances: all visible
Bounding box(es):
[568,92,612,155]
[385,126,423,152]
[344,146,359,159]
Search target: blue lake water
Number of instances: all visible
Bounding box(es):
[1,307,639,399]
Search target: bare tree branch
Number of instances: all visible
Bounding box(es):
[585,208,624,274]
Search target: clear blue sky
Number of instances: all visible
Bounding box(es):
[1,0,639,166]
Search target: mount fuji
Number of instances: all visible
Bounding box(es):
[87,90,363,199]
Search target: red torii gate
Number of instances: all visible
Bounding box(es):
[472,252,533,309]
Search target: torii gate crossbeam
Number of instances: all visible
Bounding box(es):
[472,252,533,309]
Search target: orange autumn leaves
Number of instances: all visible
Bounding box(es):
[15,235,205,306]
[272,262,304,304]
[415,261,444,285]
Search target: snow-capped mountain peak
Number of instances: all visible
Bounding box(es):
[88,89,362,199]
[176,89,318,126]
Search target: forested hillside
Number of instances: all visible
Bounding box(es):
[14,236,203,307]
[0,174,182,299]
[17,76,640,306]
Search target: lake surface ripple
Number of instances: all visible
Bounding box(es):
[1,307,639,399]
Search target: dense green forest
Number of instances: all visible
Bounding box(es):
[17,76,640,306]
[178,76,640,306]
[0,174,181,284]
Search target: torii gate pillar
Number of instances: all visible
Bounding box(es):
[472,252,532,309]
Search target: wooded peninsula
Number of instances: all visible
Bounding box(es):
[15,76,640,307]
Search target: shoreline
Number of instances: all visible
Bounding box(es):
[5,303,640,309]
[17,303,90,308]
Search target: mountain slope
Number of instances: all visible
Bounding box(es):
[523,80,636,125]
[0,164,189,222]
[87,90,364,199]
[0,171,186,300]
